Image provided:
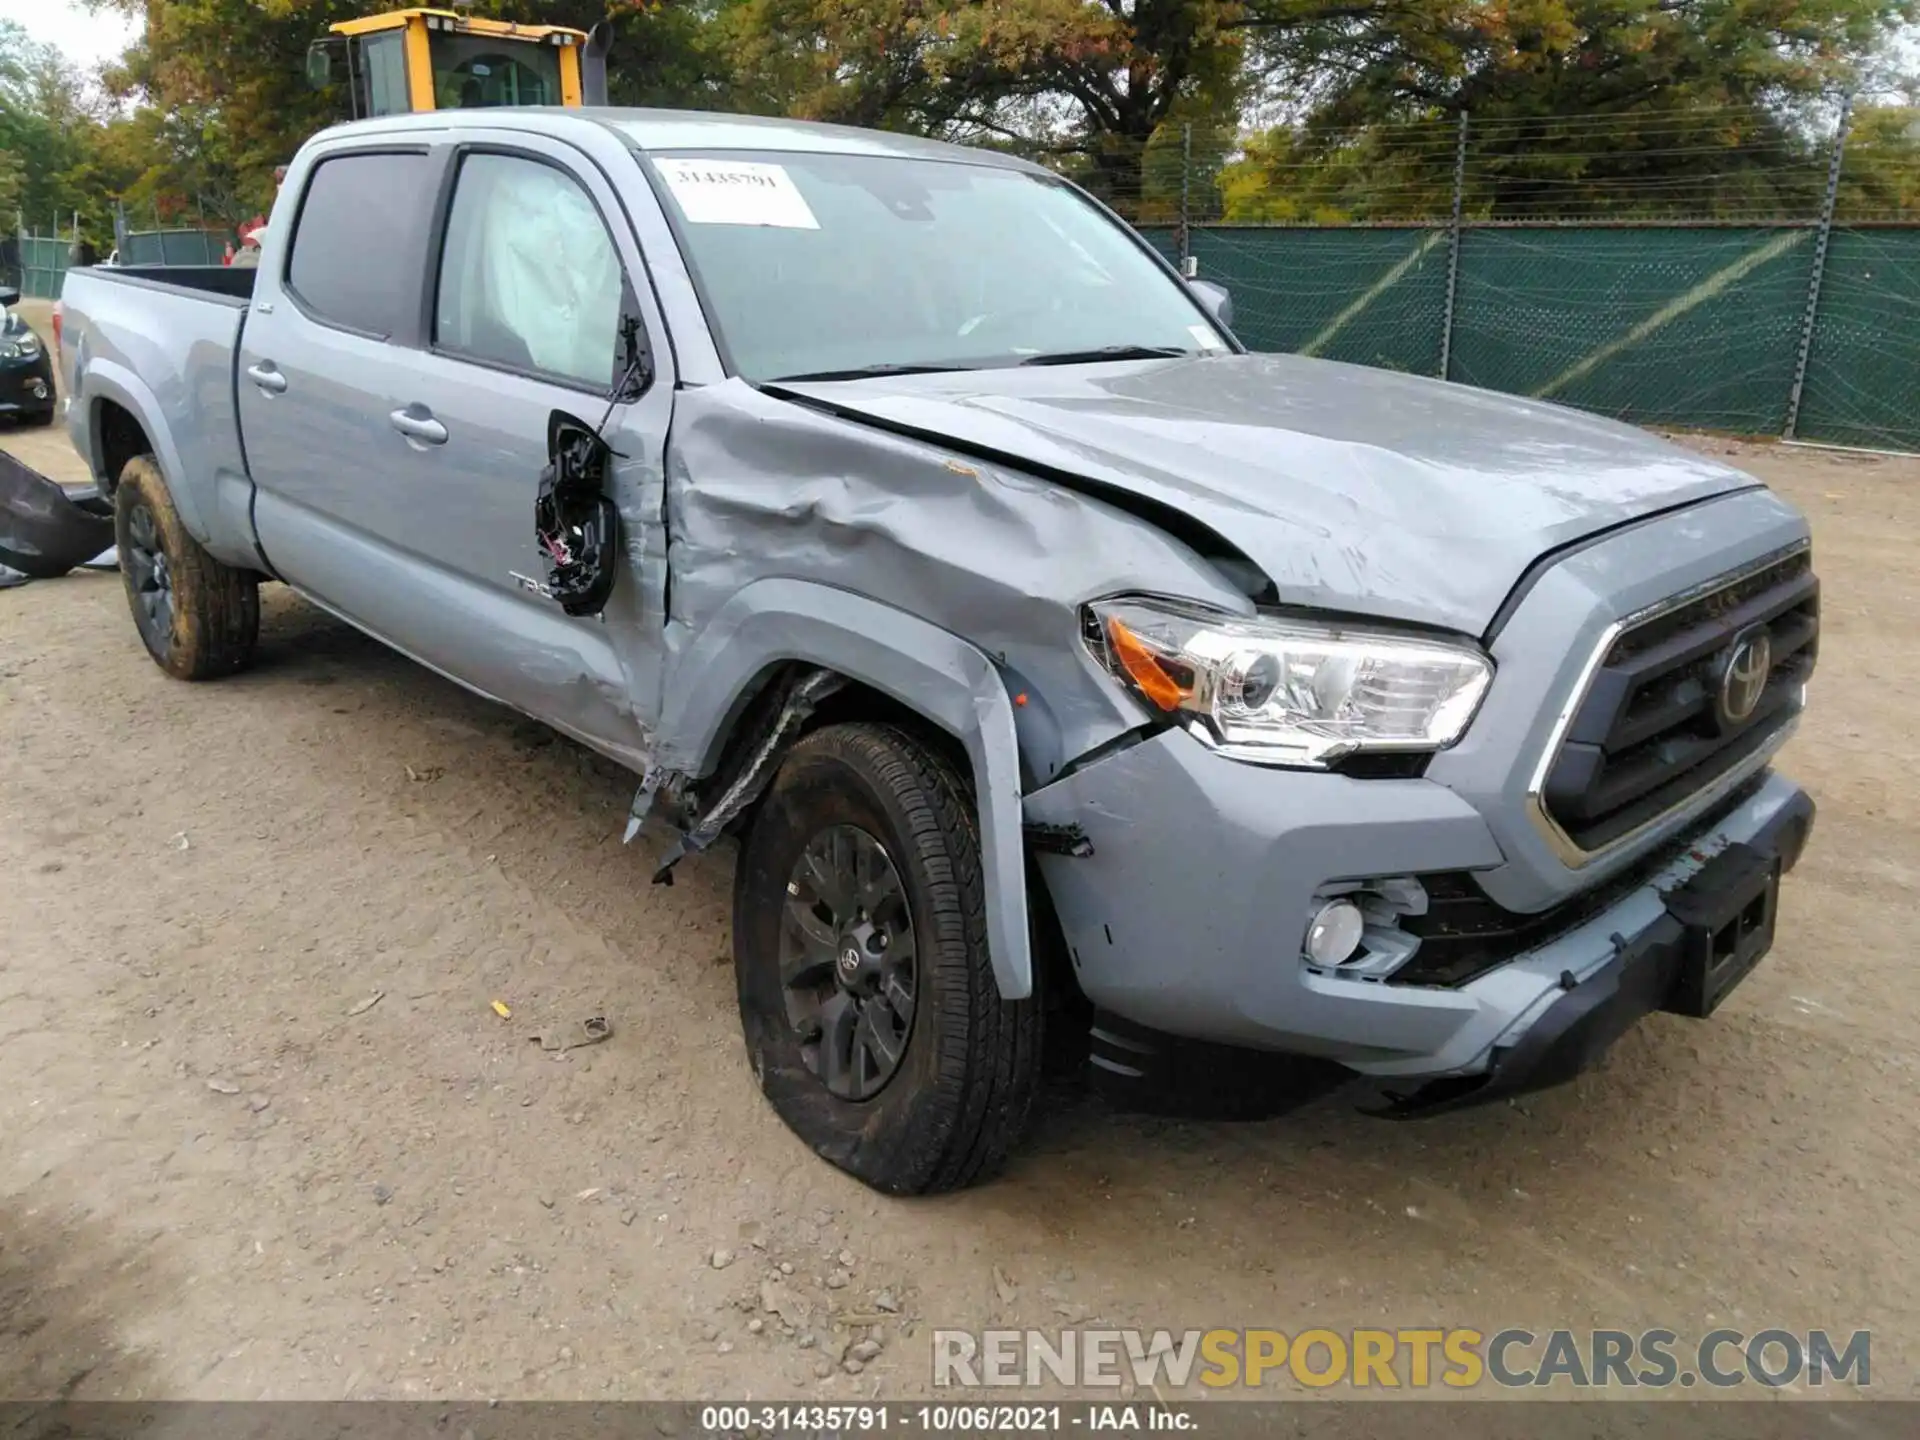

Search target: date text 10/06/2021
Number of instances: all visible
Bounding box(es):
[699,1406,1189,1433]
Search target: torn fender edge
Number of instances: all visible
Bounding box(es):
[647,578,1035,1000]
[635,667,847,882]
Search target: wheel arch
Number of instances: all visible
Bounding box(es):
[78,365,215,543]
[95,396,151,499]
[656,579,1034,1000]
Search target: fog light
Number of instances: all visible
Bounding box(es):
[28,379,47,399]
[1304,899,1365,967]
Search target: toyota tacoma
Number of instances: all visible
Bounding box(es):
[54,108,1818,1192]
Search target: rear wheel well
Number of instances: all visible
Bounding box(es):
[95,400,150,496]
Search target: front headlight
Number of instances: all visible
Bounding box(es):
[16,332,40,356]
[1086,597,1493,768]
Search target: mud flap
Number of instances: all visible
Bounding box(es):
[0,452,114,580]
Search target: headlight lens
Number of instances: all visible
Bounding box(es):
[17,332,40,356]
[1086,597,1493,768]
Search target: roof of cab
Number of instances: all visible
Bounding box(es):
[331,9,586,40]
[310,106,1046,173]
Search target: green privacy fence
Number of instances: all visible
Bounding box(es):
[118,228,228,267]
[1797,230,1920,451]
[8,227,229,298]
[1139,222,1920,452]
[17,233,68,299]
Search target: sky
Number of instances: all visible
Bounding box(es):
[1,0,142,74]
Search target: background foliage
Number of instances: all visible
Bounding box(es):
[2,1,1916,242]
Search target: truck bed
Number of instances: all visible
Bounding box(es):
[57,264,260,565]
[96,264,257,302]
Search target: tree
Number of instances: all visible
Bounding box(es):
[0,18,133,241]
[98,1,733,226]
[1837,99,1920,218]
[1224,0,1917,220]
[723,0,1251,213]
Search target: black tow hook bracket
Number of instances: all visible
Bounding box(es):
[535,410,619,617]
[1024,821,1094,858]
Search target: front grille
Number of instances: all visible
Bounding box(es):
[1538,548,1817,855]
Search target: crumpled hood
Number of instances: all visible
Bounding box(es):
[776,352,1762,635]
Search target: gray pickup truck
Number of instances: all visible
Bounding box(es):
[56,108,1818,1193]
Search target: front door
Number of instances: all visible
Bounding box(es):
[368,135,675,765]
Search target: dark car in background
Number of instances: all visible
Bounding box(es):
[1,285,57,427]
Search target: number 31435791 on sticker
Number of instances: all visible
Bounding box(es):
[654,158,820,229]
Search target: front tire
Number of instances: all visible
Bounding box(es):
[734,723,1042,1194]
[114,454,259,679]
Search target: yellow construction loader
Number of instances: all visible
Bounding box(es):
[305,7,612,118]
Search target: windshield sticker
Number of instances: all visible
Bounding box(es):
[1190,324,1226,351]
[654,160,820,230]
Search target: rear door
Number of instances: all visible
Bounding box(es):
[238,143,450,650]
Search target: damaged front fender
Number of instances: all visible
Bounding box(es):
[652,578,1035,1001]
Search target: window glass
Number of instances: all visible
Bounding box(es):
[434,152,624,387]
[359,33,411,116]
[628,144,1225,381]
[286,151,433,336]
[430,34,559,109]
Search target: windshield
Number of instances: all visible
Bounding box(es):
[429,33,559,108]
[638,147,1228,381]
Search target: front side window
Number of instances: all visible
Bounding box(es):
[286,151,433,336]
[433,152,625,388]
[430,34,559,109]
[631,144,1227,381]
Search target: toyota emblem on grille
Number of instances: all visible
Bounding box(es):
[1716,627,1773,729]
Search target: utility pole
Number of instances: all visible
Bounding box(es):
[1784,92,1854,441]
[1439,110,1470,381]
[1178,123,1194,277]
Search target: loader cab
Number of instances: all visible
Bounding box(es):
[305,8,610,119]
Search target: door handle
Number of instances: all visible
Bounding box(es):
[246,362,287,394]
[389,408,448,446]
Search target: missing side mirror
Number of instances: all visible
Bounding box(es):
[535,410,619,617]
[1188,278,1233,331]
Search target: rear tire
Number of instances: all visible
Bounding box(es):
[114,454,258,679]
[734,723,1042,1194]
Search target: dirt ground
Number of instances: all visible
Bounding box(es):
[4,295,1918,1403]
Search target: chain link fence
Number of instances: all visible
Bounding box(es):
[1122,103,1920,453]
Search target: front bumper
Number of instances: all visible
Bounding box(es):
[1025,725,1813,1090]
[0,353,55,415]
[1369,785,1812,1117]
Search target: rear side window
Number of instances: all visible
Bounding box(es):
[286,151,433,336]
